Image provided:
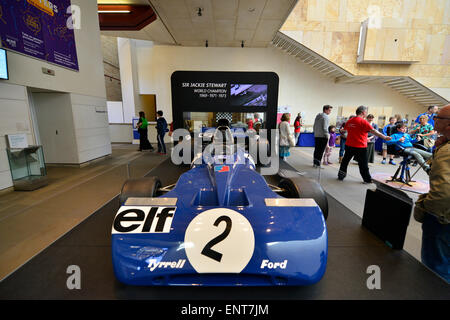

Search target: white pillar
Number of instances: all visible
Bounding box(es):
[118,38,141,123]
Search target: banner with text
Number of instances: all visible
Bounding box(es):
[0,0,79,71]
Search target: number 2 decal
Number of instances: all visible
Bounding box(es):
[184,208,255,273]
[201,216,232,262]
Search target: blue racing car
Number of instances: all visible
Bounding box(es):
[112,127,328,286]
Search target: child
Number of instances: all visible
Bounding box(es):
[387,123,433,174]
[323,125,337,165]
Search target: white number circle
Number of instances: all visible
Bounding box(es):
[184,208,255,273]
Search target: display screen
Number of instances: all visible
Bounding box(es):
[171,71,279,131]
[230,84,267,106]
[182,112,266,132]
[0,49,8,80]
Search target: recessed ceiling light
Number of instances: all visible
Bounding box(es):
[98,10,131,14]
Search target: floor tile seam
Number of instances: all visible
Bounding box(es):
[0,152,146,224]
[292,148,424,200]
[287,151,379,219]
[289,149,425,263]
[0,156,168,282]
[0,194,120,282]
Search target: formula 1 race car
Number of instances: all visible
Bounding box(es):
[111,127,328,286]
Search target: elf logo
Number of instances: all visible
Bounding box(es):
[148,259,186,272]
[112,206,176,234]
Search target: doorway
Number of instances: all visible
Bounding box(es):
[139,94,156,122]
[28,88,78,164]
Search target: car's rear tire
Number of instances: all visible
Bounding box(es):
[119,176,162,205]
[278,176,328,220]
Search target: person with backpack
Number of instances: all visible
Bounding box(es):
[156,110,168,155]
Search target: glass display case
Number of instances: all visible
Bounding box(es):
[6,145,48,191]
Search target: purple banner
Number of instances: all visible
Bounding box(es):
[0,0,79,71]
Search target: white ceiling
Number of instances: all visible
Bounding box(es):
[97,0,298,47]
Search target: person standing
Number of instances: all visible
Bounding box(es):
[323,125,337,165]
[413,104,449,282]
[156,110,168,155]
[313,105,333,167]
[247,118,254,130]
[366,114,379,163]
[338,115,354,163]
[338,106,391,183]
[278,113,294,160]
[415,105,439,128]
[381,116,397,165]
[293,114,302,146]
[136,111,154,151]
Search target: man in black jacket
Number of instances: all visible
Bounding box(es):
[156,110,168,154]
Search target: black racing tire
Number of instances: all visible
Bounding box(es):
[278,176,328,220]
[119,176,162,205]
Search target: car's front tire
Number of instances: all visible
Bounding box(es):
[119,176,162,205]
[278,176,328,220]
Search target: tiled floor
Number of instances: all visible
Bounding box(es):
[0,143,429,282]
[0,144,169,281]
[285,146,428,262]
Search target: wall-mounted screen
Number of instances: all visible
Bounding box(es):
[230,84,267,106]
[171,71,279,131]
[0,49,8,80]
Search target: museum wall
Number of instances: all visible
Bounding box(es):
[70,94,112,164]
[0,0,110,190]
[135,42,424,129]
[102,35,122,102]
[2,0,107,99]
[0,84,34,190]
[32,93,79,164]
[280,0,450,97]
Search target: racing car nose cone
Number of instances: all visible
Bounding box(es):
[184,208,255,273]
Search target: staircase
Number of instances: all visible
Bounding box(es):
[271,32,448,107]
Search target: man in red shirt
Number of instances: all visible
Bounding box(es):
[338,106,391,183]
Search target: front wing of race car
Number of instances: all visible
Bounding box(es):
[112,164,327,286]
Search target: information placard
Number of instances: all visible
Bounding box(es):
[6,134,28,149]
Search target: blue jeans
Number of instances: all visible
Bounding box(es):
[339,138,346,157]
[421,213,450,282]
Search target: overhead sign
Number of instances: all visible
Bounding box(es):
[0,0,79,71]
[171,71,279,130]
[27,0,58,16]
